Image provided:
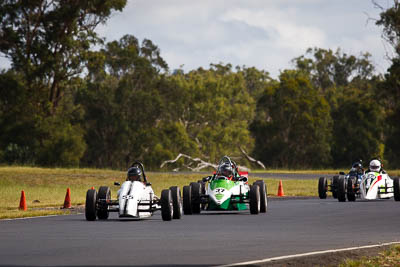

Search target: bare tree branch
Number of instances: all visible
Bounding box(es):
[160,153,218,171]
[160,153,251,172]
[239,147,266,169]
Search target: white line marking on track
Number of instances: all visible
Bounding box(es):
[218,241,400,267]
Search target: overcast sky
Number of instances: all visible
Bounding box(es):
[0,0,395,78]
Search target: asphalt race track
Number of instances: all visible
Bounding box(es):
[1,197,400,267]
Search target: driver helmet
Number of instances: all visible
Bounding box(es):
[127,166,142,181]
[220,163,233,177]
[369,159,381,172]
[352,162,362,172]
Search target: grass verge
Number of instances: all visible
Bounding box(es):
[339,245,400,267]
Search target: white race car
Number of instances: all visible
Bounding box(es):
[85,161,182,221]
[336,171,400,201]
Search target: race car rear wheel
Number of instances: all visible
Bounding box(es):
[182,185,192,215]
[85,189,97,221]
[254,180,267,213]
[346,178,356,202]
[337,176,347,202]
[249,184,260,214]
[170,186,183,219]
[190,182,201,214]
[161,189,173,221]
[97,186,111,220]
[394,177,400,201]
[332,175,339,199]
[318,177,327,199]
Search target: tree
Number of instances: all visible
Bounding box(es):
[164,64,256,166]
[0,0,126,166]
[331,91,384,167]
[375,1,400,167]
[293,48,382,167]
[251,70,332,168]
[79,35,170,168]
[0,0,127,113]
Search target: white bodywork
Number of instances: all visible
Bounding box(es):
[207,178,250,206]
[117,181,159,218]
[360,172,394,200]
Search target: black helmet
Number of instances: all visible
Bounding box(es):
[352,162,362,169]
[220,163,233,177]
[127,166,142,181]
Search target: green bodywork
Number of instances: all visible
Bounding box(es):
[208,178,248,211]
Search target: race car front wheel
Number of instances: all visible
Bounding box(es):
[183,185,192,215]
[332,175,339,199]
[170,186,183,219]
[190,182,201,214]
[85,189,97,221]
[249,184,260,214]
[347,178,356,202]
[97,186,111,220]
[337,176,347,202]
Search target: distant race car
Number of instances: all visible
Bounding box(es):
[318,161,364,199]
[336,171,400,202]
[85,161,182,221]
[182,156,267,215]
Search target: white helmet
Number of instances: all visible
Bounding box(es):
[369,159,381,172]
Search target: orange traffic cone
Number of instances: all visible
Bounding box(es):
[19,190,27,211]
[63,188,71,209]
[277,180,285,197]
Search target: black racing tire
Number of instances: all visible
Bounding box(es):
[318,177,327,199]
[337,176,347,202]
[197,180,207,210]
[249,184,260,214]
[182,185,192,215]
[190,182,201,214]
[169,186,183,219]
[332,175,339,199]
[254,180,268,213]
[161,189,173,221]
[394,177,400,201]
[347,178,356,202]
[97,186,111,220]
[85,189,97,221]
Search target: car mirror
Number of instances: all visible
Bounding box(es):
[114,182,120,186]
[202,176,211,182]
[239,176,248,182]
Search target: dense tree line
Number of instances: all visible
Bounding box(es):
[0,1,400,169]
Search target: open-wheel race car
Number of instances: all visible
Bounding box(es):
[336,171,400,202]
[318,161,364,199]
[85,161,183,221]
[182,156,267,215]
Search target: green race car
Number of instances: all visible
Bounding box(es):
[182,156,267,214]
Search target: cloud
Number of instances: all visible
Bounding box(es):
[0,0,392,78]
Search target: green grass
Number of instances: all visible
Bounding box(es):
[339,245,400,267]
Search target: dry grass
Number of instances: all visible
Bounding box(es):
[339,245,400,267]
